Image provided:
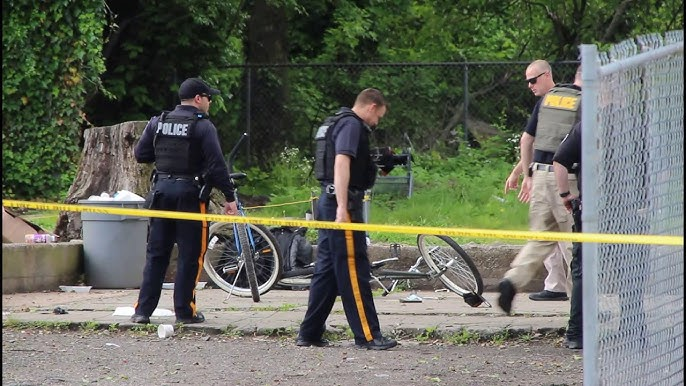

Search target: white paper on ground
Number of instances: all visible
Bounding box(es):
[112,307,174,317]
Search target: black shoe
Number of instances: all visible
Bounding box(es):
[130,314,150,324]
[295,337,330,347]
[565,339,583,349]
[356,336,398,350]
[497,279,516,315]
[175,311,205,324]
[528,290,569,301]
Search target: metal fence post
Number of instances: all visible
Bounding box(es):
[463,63,469,143]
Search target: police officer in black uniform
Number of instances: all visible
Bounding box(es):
[131,77,238,324]
[296,88,397,350]
[552,122,583,349]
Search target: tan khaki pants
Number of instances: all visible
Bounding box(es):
[504,168,579,293]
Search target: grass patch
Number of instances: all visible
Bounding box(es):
[2,320,559,346]
[250,303,299,312]
[80,321,100,332]
[221,324,244,337]
[16,210,60,232]
[444,328,481,345]
[2,319,71,330]
[242,146,529,246]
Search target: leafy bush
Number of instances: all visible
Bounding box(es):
[2,1,107,200]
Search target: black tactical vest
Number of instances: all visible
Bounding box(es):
[314,109,377,190]
[153,112,204,174]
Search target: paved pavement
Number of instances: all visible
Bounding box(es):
[2,287,571,338]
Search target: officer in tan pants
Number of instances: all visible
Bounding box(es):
[499,61,582,314]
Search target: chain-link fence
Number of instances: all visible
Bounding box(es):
[216,61,579,165]
[581,30,684,385]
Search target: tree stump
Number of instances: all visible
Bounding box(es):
[55,121,152,241]
[54,120,238,241]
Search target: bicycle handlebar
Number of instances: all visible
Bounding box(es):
[226,133,248,173]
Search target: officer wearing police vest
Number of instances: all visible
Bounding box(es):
[498,64,582,314]
[131,77,238,325]
[296,88,397,350]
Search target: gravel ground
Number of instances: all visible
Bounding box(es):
[3,328,582,386]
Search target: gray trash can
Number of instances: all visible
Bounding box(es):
[78,200,148,289]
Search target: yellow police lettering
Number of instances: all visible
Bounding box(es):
[543,95,579,110]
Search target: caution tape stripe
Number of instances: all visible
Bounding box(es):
[3,199,683,246]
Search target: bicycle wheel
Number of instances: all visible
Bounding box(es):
[417,234,483,296]
[204,222,282,299]
[236,223,260,301]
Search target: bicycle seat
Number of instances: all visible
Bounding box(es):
[230,172,247,180]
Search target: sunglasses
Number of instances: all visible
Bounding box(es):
[526,72,547,85]
[200,93,212,102]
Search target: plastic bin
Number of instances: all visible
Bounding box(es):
[78,200,148,289]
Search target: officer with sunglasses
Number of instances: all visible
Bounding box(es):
[131,77,238,325]
[499,62,582,314]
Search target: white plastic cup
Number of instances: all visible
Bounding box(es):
[157,324,174,338]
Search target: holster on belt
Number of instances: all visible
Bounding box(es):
[143,169,159,209]
[198,173,210,202]
[571,198,582,232]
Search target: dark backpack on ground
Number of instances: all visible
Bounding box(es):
[271,226,313,272]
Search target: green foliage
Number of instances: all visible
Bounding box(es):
[367,142,529,245]
[80,321,100,332]
[416,326,440,342]
[243,146,319,218]
[2,0,108,200]
[444,328,481,345]
[245,139,529,245]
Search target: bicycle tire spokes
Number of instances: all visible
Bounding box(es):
[203,222,282,299]
[428,248,478,288]
[417,234,484,296]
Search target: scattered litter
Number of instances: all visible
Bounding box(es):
[105,343,120,348]
[399,292,423,303]
[53,307,68,315]
[86,190,144,201]
[158,324,174,339]
[59,285,92,293]
[492,195,506,203]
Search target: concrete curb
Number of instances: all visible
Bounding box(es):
[2,289,571,340]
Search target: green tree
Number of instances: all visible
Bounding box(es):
[2,0,108,199]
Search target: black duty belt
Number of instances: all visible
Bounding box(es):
[156,172,197,181]
[322,184,363,196]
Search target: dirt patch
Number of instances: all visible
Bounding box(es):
[3,328,582,385]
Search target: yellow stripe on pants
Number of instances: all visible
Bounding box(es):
[191,202,208,315]
[345,229,373,341]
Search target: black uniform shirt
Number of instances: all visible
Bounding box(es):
[135,105,235,201]
[331,115,364,160]
[553,121,582,191]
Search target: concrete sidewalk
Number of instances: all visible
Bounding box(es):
[2,288,570,337]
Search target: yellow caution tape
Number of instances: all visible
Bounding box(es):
[3,199,683,246]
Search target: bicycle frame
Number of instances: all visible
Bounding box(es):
[370,255,447,296]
